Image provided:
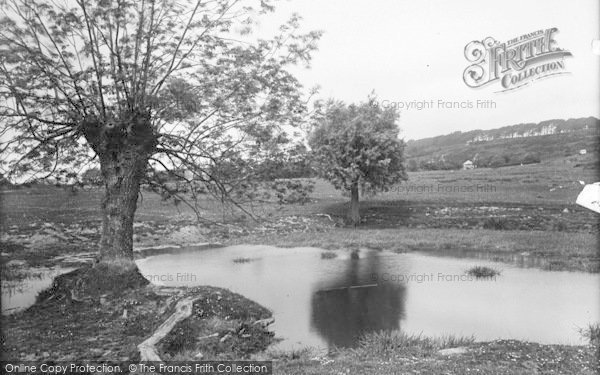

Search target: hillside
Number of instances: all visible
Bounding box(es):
[405,117,600,170]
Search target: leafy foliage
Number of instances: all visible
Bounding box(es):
[81,167,102,186]
[255,143,315,179]
[309,98,407,195]
[270,178,314,204]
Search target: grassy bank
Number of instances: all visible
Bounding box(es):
[273,331,598,374]
[227,227,599,272]
[2,223,597,275]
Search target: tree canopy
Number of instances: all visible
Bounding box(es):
[0,0,320,186]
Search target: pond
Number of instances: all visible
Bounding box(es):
[1,267,74,315]
[136,245,600,350]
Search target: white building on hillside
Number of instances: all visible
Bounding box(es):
[463,160,475,170]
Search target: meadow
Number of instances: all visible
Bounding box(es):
[2,151,596,225]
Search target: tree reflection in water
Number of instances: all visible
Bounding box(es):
[310,250,406,348]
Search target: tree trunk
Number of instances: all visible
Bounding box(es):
[349,183,360,226]
[98,149,147,265]
[82,112,156,268]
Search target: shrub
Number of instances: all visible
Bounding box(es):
[483,217,510,230]
[488,154,506,168]
[466,266,500,278]
[579,323,600,346]
[553,221,568,232]
[320,251,337,259]
[232,257,255,263]
[356,331,474,357]
[522,152,541,164]
[81,167,102,186]
[271,179,315,204]
[407,159,419,172]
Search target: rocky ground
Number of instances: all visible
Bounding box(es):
[329,200,599,232]
[0,214,335,271]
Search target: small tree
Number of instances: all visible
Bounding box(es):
[407,159,418,172]
[522,152,541,164]
[488,154,505,168]
[309,99,407,225]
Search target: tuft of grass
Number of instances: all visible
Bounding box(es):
[552,221,568,232]
[320,251,337,259]
[353,331,474,357]
[466,266,501,278]
[1,267,44,282]
[483,217,511,230]
[268,347,320,360]
[579,323,600,346]
[232,257,256,263]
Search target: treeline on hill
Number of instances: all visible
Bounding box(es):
[405,117,600,171]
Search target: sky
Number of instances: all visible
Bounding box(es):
[258,0,600,140]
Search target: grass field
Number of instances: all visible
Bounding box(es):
[1,159,598,268]
[314,153,599,203]
[2,157,598,226]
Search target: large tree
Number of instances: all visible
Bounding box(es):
[0,0,320,269]
[309,98,407,225]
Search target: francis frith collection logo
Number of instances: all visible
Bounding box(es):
[463,28,572,92]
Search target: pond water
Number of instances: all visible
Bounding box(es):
[136,245,600,350]
[1,267,73,315]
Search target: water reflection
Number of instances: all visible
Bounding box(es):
[311,284,405,347]
[310,251,406,347]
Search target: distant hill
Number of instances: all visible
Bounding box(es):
[404,117,600,170]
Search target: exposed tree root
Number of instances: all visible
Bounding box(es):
[138,296,200,361]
